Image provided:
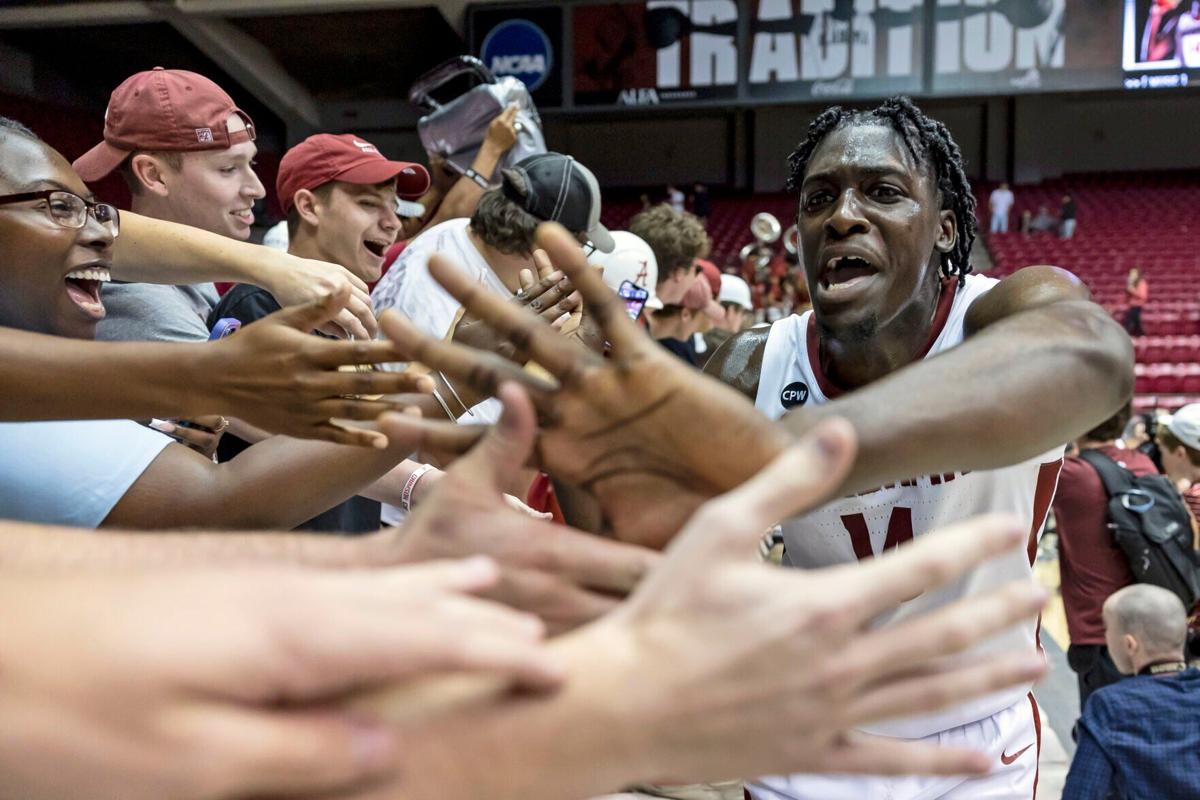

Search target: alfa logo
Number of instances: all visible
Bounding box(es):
[780,381,809,408]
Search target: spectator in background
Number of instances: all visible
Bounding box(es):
[629,204,710,305]
[1062,584,1200,800]
[691,258,724,360]
[591,229,661,325]
[1030,205,1056,233]
[1156,404,1200,523]
[988,182,1014,233]
[1019,208,1033,236]
[1052,403,1149,713]
[667,184,685,213]
[400,104,521,242]
[647,274,723,367]
[373,151,612,367]
[703,273,754,356]
[691,182,711,223]
[1060,192,1078,239]
[74,68,265,344]
[1124,267,1148,336]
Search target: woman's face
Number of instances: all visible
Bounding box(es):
[0,134,115,339]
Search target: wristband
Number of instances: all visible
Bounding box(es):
[464,167,490,189]
[402,464,436,512]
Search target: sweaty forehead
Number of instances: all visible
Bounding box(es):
[0,134,86,195]
[804,122,924,184]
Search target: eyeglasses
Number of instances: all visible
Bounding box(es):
[0,190,120,237]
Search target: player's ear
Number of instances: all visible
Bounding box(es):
[935,209,956,254]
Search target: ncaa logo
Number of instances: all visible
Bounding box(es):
[481,19,553,91]
[780,381,809,409]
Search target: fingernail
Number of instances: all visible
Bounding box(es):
[552,312,570,328]
[815,429,844,459]
[548,270,563,282]
[149,419,176,434]
[372,435,388,450]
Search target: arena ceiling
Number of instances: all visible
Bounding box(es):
[0,1,509,139]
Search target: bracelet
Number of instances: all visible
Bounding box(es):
[439,370,474,417]
[464,167,490,189]
[431,388,458,421]
[401,464,436,511]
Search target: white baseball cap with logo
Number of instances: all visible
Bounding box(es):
[717,274,753,311]
[1167,404,1200,450]
[589,230,662,310]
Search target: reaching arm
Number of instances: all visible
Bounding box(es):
[103,418,480,530]
[0,292,433,448]
[412,105,519,235]
[112,212,377,339]
[0,520,377,571]
[715,267,1133,496]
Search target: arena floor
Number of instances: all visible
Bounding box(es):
[1031,533,1076,799]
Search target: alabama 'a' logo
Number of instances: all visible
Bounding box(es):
[780,381,809,408]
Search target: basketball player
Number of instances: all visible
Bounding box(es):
[378,96,1133,799]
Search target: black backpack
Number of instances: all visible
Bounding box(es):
[1078,449,1200,610]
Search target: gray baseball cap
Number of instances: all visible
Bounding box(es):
[501,152,615,253]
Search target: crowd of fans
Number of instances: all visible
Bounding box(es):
[0,64,1194,800]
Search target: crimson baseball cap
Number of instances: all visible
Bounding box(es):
[276,134,431,214]
[74,67,256,182]
[679,273,724,321]
[695,258,722,297]
[501,152,615,253]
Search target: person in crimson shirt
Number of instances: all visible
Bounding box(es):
[1123,267,1148,336]
[1053,402,1155,714]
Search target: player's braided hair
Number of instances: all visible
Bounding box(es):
[785,96,976,286]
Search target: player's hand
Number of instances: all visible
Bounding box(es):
[260,251,378,340]
[483,103,521,155]
[377,384,659,633]
[0,560,563,800]
[573,422,1048,783]
[205,287,447,448]
[379,223,791,548]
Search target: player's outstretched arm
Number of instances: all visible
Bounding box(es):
[359,409,1047,799]
[771,266,1133,495]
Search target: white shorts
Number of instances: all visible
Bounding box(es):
[746,694,1042,800]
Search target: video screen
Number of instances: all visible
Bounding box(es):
[1123,0,1200,89]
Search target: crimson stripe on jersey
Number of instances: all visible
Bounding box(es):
[1027,459,1064,566]
[804,278,958,399]
[1028,692,1043,798]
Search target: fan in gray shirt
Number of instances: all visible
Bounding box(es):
[97,281,220,342]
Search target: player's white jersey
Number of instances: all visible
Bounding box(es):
[753,274,1064,739]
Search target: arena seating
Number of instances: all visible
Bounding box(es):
[982,172,1200,413]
